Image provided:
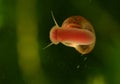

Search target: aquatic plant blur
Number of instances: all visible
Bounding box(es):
[0,0,120,84]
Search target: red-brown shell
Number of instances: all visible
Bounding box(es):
[61,16,96,54]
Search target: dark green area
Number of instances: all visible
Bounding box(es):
[1,0,120,84]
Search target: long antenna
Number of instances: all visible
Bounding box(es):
[43,11,59,50]
[43,43,53,49]
[51,11,59,27]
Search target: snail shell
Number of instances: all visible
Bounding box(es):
[48,13,96,55]
[61,16,96,54]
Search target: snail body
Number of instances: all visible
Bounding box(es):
[47,13,96,55]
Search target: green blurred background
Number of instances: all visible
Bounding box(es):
[0,0,120,84]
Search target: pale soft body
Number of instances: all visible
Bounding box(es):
[47,13,96,55]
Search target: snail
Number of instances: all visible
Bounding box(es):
[44,12,96,55]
